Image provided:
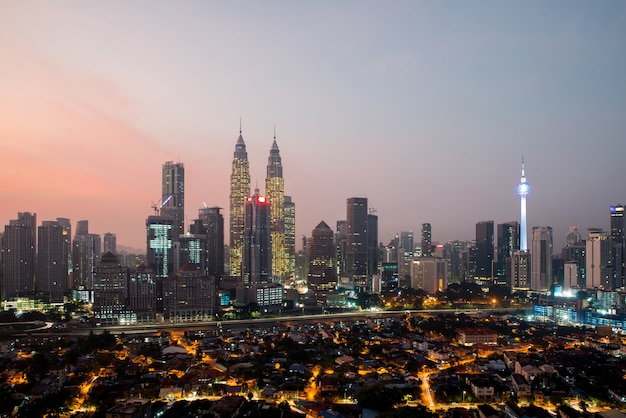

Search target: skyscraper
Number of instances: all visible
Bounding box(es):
[3,212,36,299]
[496,221,519,281]
[517,158,530,252]
[307,221,337,291]
[421,223,432,257]
[161,161,185,238]
[586,228,611,289]
[242,189,272,288]
[474,220,494,281]
[103,232,117,255]
[146,215,175,280]
[367,210,379,279]
[37,220,68,302]
[265,136,287,282]
[284,196,296,279]
[71,221,101,291]
[346,197,368,281]
[610,205,625,289]
[229,128,251,278]
[196,206,224,279]
[531,226,553,291]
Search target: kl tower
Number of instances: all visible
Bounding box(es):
[517,157,530,251]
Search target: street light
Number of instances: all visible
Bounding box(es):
[463,390,466,403]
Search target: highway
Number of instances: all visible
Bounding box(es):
[2,306,530,337]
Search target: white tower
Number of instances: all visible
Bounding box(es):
[517,157,530,251]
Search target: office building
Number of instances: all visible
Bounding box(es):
[229,128,251,278]
[160,161,185,238]
[509,250,531,290]
[421,223,432,257]
[162,264,215,322]
[368,210,379,279]
[611,205,625,289]
[3,212,36,299]
[307,221,337,291]
[103,232,117,255]
[474,220,494,281]
[531,226,553,291]
[496,221,518,281]
[335,220,347,278]
[586,228,612,289]
[265,136,287,282]
[71,220,101,291]
[410,257,447,294]
[196,206,224,279]
[284,196,296,279]
[242,189,272,291]
[346,197,368,283]
[93,252,128,324]
[37,220,68,302]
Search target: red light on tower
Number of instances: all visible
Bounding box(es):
[258,196,266,203]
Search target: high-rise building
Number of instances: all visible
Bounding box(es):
[37,220,68,302]
[3,212,36,299]
[307,221,337,291]
[335,220,347,278]
[265,136,287,282]
[103,232,117,255]
[517,158,530,251]
[410,257,447,294]
[474,220,494,281]
[162,264,215,322]
[242,189,272,288]
[160,161,185,238]
[610,205,625,289]
[421,223,432,257]
[398,232,413,284]
[496,221,519,281]
[56,218,72,277]
[531,226,553,291]
[196,206,224,279]
[586,228,612,289]
[93,252,128,325]
[346,197,368,281]
[71,221,101,291]
[146,215,175,279]
[509,250,531,290]
[174,233,206,273]
[284,196,296,279]
[367,210,379,279]
[229,128,251,278]
[128,264,156,319]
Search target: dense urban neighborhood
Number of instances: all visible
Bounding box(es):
[1,307,625,418]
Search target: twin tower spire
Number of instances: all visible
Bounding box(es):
[228,125,293,281]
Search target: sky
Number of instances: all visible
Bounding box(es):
[1,1,625,253]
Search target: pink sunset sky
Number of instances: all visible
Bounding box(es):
[1,1,625,252]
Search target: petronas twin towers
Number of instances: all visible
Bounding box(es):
[229,127,295,283]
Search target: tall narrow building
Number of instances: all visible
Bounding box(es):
[72,221,101,291]
[161,161,185,239]
[610,205,625,289]
[265,135,287,282]
[197,206,225,279]
[496,221,519,282]
[531,226,553,291]
[586,228,611,289]
[37,220,68,302]
[229,128,251,278]
[307,221,337,291]
[346,197,368,282]
[474,220,494,282]
[421,223,432,257]
[242,189,272,292]
[284,196,296,279]
[3,212,36,299]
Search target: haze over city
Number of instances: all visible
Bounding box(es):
[1,1,625,251]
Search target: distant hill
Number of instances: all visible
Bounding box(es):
[117,245,144,255]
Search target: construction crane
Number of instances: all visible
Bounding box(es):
[151,195,173,215]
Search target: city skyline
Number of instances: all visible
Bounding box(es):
[2,2,625,251]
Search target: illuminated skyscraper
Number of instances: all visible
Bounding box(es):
[37,220,68,302]
[146,214,175,313]
[3,212,36,299]
[284,196,296,279]
[161,161,185,239]
[72,221,101,291]
[103,232,117,255]
[496,221,518,281]
[196,206,224,279]
[586,228,611,289]
[265,136,287,282]
[517,158,530,251]
[229,128,251,278]
[421,223,432,257]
